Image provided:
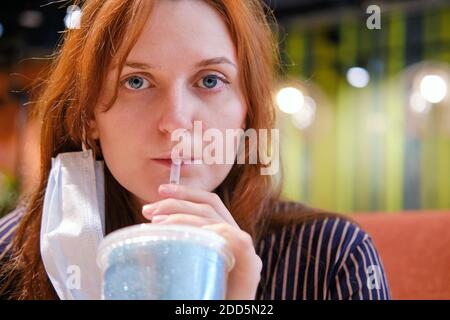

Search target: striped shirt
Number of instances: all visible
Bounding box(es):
[255,214,390,300]
[0,202,390,300]
[0,207,24,262]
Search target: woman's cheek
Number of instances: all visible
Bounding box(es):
[118,89,148,102]
[214,93,246,122]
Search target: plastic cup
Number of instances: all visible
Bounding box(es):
[96,223,235,300]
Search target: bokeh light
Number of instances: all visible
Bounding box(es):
[18,10,43,29]
[419,74,447,104]
[291,96,316,129]
[64,5,82,30]
[276,87,304,114]
[346,67,370,88]
[410,92,432,113]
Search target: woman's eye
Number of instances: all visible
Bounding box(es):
[124,76,150,90]
[197,74,229,90]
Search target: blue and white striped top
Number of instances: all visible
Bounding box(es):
[255,213,390,300]
[0,202,390,300]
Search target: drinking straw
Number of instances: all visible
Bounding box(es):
[169,159,181,184]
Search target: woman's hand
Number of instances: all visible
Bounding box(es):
[142,184,263,300]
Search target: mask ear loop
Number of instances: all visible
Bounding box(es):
[82,127,90,157]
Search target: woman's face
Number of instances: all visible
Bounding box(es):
[91,0,247,206]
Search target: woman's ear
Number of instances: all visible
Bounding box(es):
[88,119,100,140]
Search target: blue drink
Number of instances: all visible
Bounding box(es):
[97,224,235,300]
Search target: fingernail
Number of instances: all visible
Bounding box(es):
[152,215,169,223]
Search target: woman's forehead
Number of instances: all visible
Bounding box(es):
[124,0,238,69]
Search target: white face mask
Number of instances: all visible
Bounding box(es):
[40,147,105,300]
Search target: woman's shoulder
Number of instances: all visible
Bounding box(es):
[261,200,368,245]
[0,205,26,260]
[262,207,372,268]
[256,200,390,299]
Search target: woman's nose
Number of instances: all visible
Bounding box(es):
[157,87,195,134]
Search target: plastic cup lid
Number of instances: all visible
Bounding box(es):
[97,223,235,272]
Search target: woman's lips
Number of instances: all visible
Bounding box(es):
[152,159,175,168]
[152,158,203,168]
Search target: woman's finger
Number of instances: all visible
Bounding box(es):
[157,184,238,227]
[202,223,258,257]
[142,198,221,221]
[151,213,216,227]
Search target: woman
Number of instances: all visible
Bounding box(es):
[0,0,390,300]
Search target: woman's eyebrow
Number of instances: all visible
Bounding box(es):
[195,57,237,69]
[124,62,154,69]
[123,56,237,70]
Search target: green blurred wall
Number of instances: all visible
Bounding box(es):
[279,5,450,213]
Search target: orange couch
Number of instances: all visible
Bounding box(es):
[352,211,450,300]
